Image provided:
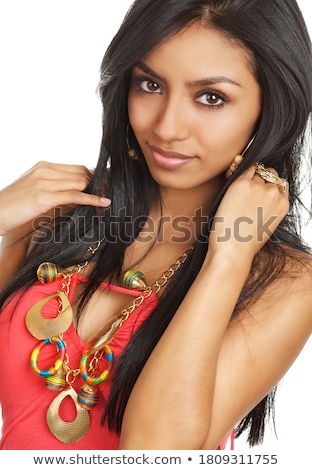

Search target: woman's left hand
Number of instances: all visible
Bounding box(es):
[207,165,289,264]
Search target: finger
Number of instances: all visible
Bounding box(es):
[40,176,92,192]
[262,168,288,194]
[277,178,289,195]
[253,163,288,190]
[234,164,256,181]
[62,192,111,208]
[265,167,279,176]
[28,161,94,181]
[39,191,111,210]
[258,166,280,186]
[32,161,92,174]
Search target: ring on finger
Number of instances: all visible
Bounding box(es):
[255,163,288,193]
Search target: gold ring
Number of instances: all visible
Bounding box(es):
[255,163,287,193]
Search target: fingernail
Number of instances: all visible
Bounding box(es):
[100,197,111,205]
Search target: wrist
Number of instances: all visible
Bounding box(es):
[202,249,253,278]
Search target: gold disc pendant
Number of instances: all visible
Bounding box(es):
[46,387,90,444]
[25,291,73,340]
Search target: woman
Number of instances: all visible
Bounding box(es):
[0,0,311,450]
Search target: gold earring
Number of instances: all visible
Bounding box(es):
[225,135,256,179]
[126,123,140,161]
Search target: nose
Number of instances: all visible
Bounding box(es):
[154,95,190,143]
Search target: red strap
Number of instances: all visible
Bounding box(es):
[217,429,235,450]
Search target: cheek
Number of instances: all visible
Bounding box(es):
[215,97,261,149]
[128,93,153,136]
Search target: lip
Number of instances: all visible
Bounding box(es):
[150,145,196,170]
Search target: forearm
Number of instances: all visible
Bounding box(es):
[0,225,31,289]
[120,254,252,449]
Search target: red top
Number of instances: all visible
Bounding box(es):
[0,274,234,450]
[0,274,158,450]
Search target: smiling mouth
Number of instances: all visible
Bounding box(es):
[150,145,196,170]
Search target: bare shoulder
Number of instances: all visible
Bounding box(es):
[258,243,311,294]
[276,244,312,294]
[284,246,312,318]
[237,243,312,332]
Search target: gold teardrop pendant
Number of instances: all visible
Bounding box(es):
[25,291,73,340]
[46,387,90,444]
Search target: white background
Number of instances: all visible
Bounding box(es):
[0,0,311,455]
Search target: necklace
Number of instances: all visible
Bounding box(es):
[25,245,193,444]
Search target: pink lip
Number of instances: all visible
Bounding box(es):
[150,146,195,170]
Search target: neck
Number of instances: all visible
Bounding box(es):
[150,182,220,244]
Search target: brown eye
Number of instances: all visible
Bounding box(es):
[206,93,220,105]
[148,81,160,92]
[141,80,161,93]
[195,90,229,108]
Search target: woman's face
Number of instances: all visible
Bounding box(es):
[128,23,261,194]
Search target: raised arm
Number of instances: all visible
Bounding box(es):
[0,161,111,287]
[119,167,312,449]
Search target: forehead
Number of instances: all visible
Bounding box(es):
[142,22,256,80]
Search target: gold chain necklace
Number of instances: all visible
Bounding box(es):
[87,246,193,354]
[25,245,193,444]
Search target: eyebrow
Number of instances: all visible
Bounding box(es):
[135,61,242,88]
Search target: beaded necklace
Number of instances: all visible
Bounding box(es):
[25,245,193,444]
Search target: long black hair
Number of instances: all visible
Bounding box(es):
[1,0,311,447]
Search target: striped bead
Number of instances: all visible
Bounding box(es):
[77,384,99,410]
[45,369,66,391]
[123,270,147,290]
[37,262,59,284]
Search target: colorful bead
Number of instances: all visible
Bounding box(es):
[77,383,99,410]
[80,344,114,385]
[123,270,147,290]
[30,337,66,378]
[45,369,66,391]
[37,262,61,284]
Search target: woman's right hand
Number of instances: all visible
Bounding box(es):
[0,161,111,236]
